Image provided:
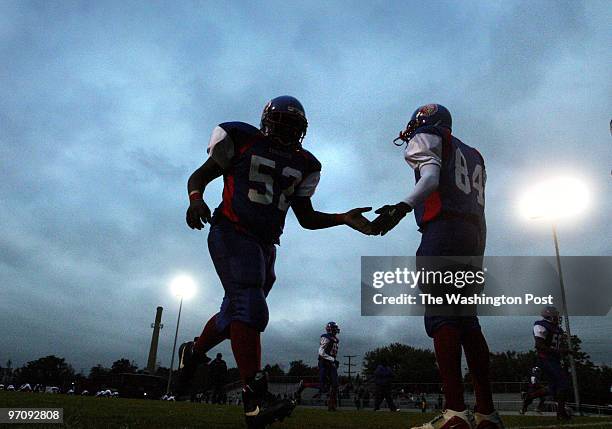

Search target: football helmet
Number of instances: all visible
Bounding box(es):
[261,95,308,148]
[531,366,541,377]
[541,306,560,324]
[325,321,340,335]
[394,104,452,145]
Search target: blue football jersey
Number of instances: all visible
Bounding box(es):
[412,126,486,227]
[209,122,321,244]
[319,333,339,359]
[534,319,563,359]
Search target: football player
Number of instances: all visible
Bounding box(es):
[532,306,571,420]
[318,321,340,411]
[177,337,208,400]
[180,96,373,428]
[520,366,546,414]
[372,104,504,429]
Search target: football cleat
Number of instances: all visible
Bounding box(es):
[243,371,297,428]
[411,409,473,429]
[175,341,210,397]
[474,411,505,429]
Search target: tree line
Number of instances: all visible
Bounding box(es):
[360,336,611,405]
[1,334,609,404]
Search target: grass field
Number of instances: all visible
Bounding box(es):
[1,392,611,429]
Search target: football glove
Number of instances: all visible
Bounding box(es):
[372,202,412,236]
[342,207,374,235]
[186,199,212,230]
[334,360,340,369]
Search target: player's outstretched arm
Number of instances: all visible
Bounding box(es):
[372,163,440,235]
[371,202,413,236]
[186,158,224,230]
[291,197,374,235]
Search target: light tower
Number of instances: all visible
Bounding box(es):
[520,176,590,411]
[166,275,196,395]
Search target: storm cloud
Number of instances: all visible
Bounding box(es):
[1,0,610,373]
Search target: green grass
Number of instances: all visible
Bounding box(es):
[0,392,611,429]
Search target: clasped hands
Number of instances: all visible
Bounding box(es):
[342,202,412,236]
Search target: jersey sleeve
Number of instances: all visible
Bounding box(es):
[295,151,322,197]
[318,336,334,361]
[404,132,443,171]
[295,171,321,197]
[533,324,547,339]
[207,125,235,170]
[402,163,440,208]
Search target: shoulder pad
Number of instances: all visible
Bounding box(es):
[218,121,262,141]
[413,125,445,139]
[298,149,322,172]
[534,320,549,329]
[217,122,264,155]
[218,121,260,134]
[472,147,485,163]
[455,136,485,164]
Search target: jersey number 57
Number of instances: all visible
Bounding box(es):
[247,155,302,211]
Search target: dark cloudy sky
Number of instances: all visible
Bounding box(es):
[1,1,610,374]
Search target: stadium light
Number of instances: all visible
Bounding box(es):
[166,275,196,395]
[520,176,590,221]
[520,176,589,412]
[170,275,196,300]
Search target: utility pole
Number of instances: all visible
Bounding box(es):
[343,355,357,383]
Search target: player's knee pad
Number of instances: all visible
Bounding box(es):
[218,287,269,332]
[250,305,269,332]
[240,287,269,332]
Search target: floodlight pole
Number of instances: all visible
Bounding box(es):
[166,295,183,395]
[551,224,581,412]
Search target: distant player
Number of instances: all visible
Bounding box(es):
[533,306,571,421]
[372,104,504,429]
[179,96,372,428]
[373,360,400,412]
[318,321,340,411]
[520,366,546,414]
[177,337,205,400]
